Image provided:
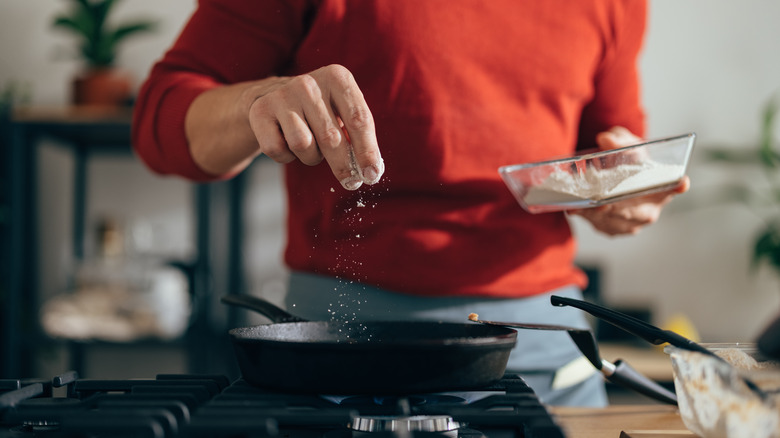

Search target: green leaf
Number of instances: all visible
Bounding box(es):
[52,9,95,41]
[110,21,156,43]
[753,224,780,273]
[753,228,776,269]
[90,0,115,38]
[52,16,88,37]
[759,98,779,169]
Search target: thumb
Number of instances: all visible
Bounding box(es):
[596,126,641,150]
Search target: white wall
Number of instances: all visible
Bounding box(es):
[3,1,780,344]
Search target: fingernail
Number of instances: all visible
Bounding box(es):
[361,159,385,185]
[341,176,363,191]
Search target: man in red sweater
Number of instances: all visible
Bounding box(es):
[133,0,687,406]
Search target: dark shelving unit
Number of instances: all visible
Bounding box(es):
[1,106,246,378]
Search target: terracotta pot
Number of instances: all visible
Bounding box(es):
[72,68,133,107]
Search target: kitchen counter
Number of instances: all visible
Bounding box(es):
[551,405,696,437]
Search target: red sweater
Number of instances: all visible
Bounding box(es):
[133,0,646,298]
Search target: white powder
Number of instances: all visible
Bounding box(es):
[523,161,684,205]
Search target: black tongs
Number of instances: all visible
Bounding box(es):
[551,295,716,358]
[469,317,678,405]
[551,294,770,400]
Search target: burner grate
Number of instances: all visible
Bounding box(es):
[0,373,565,438]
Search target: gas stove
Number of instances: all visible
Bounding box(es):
[0,372,565,438]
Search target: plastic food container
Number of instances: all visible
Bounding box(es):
[665,343,780,438]
[498,133,696,213]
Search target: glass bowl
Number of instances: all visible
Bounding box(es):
[498,133,696,213]
[665,343,780,438]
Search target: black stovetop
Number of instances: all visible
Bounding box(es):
[0,372,565,438]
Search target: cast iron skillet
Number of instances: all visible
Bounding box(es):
[222,294,518,394]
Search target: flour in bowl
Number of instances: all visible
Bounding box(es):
[523,160,684,206]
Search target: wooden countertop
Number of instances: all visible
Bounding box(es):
[553,344,687,436]
[551,405,696,438]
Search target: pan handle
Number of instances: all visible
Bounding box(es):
[221,294,308,323]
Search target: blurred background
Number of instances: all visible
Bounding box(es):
[2,1,780,384]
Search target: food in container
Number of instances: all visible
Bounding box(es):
[665,343,780,438]
[499,133,695,213]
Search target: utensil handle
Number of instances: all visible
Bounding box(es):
[551,295,713,356]
[551,295,666,343]
[221,294,307,323]
[606,359,678,406]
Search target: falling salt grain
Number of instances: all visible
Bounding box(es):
[330,188,335,192]
[357,201,366,207]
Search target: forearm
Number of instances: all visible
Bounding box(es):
[185,76,289,176]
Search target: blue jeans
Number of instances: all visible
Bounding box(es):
[285,271,607,407]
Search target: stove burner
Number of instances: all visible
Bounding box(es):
[350,415,461,436]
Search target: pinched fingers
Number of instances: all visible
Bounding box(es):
[247,65,383,191]
[313,65,383,190]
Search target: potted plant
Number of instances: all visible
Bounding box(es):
[53,0,155,107]
[705,95,780,275]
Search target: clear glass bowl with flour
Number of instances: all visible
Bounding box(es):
[499,133,696,213]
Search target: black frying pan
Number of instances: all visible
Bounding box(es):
[221,294,517,394]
